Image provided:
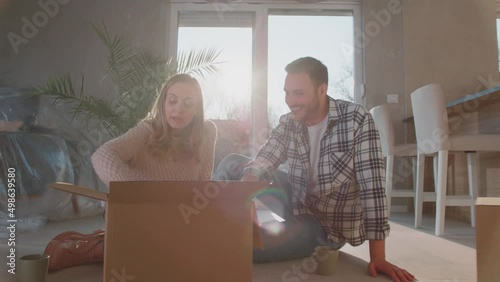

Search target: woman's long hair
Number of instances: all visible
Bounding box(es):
[145,74,205,161]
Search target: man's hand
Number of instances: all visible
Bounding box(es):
[368,259,415,282]
[368,240,415,282]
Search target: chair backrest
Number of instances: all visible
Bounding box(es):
[410,83,450,154]
[369,104,395,157]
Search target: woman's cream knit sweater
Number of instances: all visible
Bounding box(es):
[91,120,217,187]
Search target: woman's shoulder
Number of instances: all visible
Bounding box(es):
[202,120,217,146]
[137,119,155,133]
[204,120,217,136]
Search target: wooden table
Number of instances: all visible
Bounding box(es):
[403,85,500,122]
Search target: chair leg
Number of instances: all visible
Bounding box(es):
[433,156,438,190]
[412,157,417,213]
[386,155,394,217]
[466,152,478,228]
[411,157,417,188]
[415,154,425,228]
[435,150,449,236]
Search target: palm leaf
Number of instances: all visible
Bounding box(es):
[29,73,123,136]
[73,96,121,136]
[29,73,80,106]
[177,47,222,77]
[92,21,137,94]
[120,50,171,93]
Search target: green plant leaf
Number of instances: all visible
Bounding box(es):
[177,47,223,77]
[29,21,222,139]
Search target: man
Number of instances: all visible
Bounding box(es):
[213,57,414,282]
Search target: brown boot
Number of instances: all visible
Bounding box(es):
[44,233,104,271]
[51,229,105,241]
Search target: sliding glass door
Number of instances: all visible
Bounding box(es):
[169,2,362,152]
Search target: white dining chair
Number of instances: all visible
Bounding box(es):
[411,83,500,236]
[370,104,417,217]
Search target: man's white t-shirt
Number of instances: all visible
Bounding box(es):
[307,114,329,193]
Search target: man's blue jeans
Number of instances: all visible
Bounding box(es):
[211,154,344,262]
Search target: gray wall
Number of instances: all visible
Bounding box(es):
[363,0,498,144]
[0,0,169,95]
[402,0,498,114]
[1,0,170,131]
[363,0,406,145]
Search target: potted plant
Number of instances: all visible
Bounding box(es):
[30,21,221,138]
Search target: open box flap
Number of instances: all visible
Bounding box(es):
[476,197,500,206]
[49,181,268,250]
[48,182,108,202]
[107,180,269,203]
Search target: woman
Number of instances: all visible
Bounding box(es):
[44,74,217,271]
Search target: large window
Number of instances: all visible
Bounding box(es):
[176,11,253,120]
[170,2,362,150]
[267,12,354,127]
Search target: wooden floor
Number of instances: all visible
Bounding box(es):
[0,211,476,282]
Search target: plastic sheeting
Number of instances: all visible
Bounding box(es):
[0,88,104,237]
[0,133,103,237]
[0,88,38,124]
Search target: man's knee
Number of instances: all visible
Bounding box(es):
[214,153,252,180]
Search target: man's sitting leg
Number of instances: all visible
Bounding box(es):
[213,154,344,262]
[254,170,344,262]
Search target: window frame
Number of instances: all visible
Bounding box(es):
[496,1,500,72]
[169,1,363,152]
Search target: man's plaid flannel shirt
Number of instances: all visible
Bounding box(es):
[243,97,390,246]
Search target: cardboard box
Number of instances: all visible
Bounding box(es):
[475,197,500,282]
[49,180,269,282]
